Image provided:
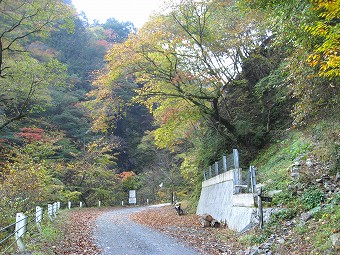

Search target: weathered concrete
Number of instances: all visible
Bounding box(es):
[232,193,255,207]
[196,169,256,232]
[202,170,234,188]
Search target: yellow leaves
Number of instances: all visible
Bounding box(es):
[153,98,201,150]
[307,53,322,67]
[304,0,340,79]
[311,0,340,19]
[306,45,340,79]
[1,159,50,205]
[91,111,110,133]
[305,22,330,36]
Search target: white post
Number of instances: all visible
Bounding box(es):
[233,149,239,169]
[146,199,149,205]
[250,166,257,194]
[215,161,219,176]
[15,213,27,252]
[223,155,227,172]
[208,166,212,178]
[121,201,124,206]
[79,201,82,208]
[53,202,57,217]
[36,206,43,232]
[48,204,53,221]
[257,187,263,229]
[234,169,240,194]
[68,201,71,209]
[98,201,101,207]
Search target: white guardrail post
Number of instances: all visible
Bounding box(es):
[233,149,239,169]
[36,206,43,233]
[0,201,63,253]
[53,202,58,217]
[48,204,53,221]
[215,161,219,176]
[15,213,27,252]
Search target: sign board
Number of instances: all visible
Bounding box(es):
[129,197,137,204]
[261,196,272,202]
[129,190,136,204]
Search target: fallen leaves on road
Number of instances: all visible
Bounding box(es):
[53,208,104,255]
[42,206,243,255]
[130,205,243,255]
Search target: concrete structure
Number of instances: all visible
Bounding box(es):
[196,169,257,232]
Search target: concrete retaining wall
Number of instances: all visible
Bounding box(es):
[196,169,257,232]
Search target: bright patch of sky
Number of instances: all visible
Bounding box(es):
[71,0,165,28]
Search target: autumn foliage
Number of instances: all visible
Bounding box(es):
[118,171,136,180]
[16,127,45,142]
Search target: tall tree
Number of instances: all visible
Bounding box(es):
[102,18,136,44]
[240,0,339,125]
[91,0,271,149]
[0,0,74,78]
[0,57,68,130]
[0,0,74,130]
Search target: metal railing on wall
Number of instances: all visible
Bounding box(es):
[202,149,257,195]
[233,166,257,194]
[203,149,240,180]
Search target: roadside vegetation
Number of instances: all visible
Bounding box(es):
[240,120,340,254]
[24,208,102,255]
[0,0,339,254]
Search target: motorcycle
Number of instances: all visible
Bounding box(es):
[174,202,184,215]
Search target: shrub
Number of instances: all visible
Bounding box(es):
[271,208,298,222]
[300,186,324,210]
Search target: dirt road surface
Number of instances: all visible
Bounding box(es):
[94,206,204,255]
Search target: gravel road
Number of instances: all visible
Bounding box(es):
[94,205,204,255]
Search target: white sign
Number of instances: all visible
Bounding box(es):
[129,197,137,204]
[129,190,136,204]
[129,190,136,197]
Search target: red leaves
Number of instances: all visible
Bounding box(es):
[118,171,136,180]
[96,40,111,49]
[16,127,45,142]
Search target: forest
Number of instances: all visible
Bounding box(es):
[0,0,339,249]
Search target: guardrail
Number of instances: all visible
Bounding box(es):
[0,200,104,254]
[203,149,239,180]
[202,149,257,195]
[0,202,60,254]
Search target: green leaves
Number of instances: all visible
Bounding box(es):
[0,0,75,77]
[0,0,74,129]
[0,55,68,129]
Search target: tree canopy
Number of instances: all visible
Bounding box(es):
[0,0,74,129]
[0,1,339,238]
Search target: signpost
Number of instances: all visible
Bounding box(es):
[129,190,137,205]
[261,196,273,202]
[257,187,272,229]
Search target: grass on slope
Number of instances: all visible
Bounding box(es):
[242,119,340,254]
